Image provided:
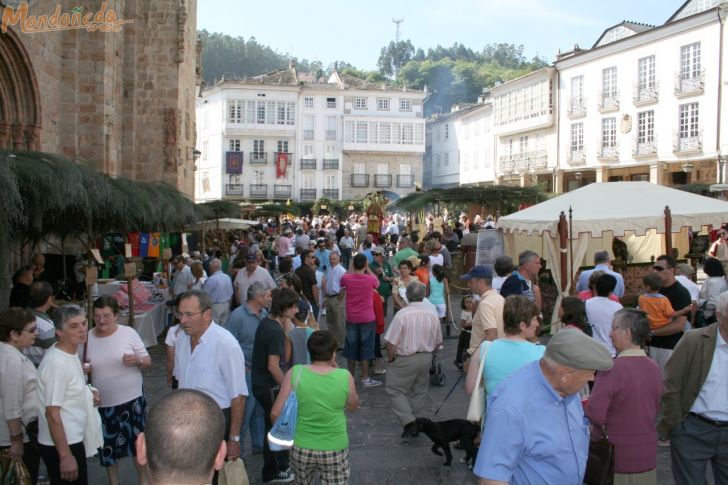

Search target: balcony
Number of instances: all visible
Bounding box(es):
[374,174,393,188]
[498,155,515,174]
[674,70,705,97]
[598,90,619,113]
[274,184,291,198]
[633,82,659,106]
[568,150,586,166]
[597,143,619,160]
[300,158,317,170]
[568,98,587,119]
[323,189,339,199]
[250,184,268,199]
[351,174,370,187]
[528,150,548,170]
[397,174,415,188]
[325,130,337,140]
[673,131,703,153]
[303,129,314,140]
[225,183,244,196]
[300,188,317,200]
[633,138,657,157]
[323,158,339,170]
[250,152,267,164]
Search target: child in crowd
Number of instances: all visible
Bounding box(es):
[413,255,430,286]
[455,294,475,369]
[638,272,676,330]
[286,300,317,366]
[428,264,449,321]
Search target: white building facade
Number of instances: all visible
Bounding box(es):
[195,68,427,203]
[555,1,728,191]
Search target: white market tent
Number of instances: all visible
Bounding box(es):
[497,182,728,322]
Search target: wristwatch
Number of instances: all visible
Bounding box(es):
[230,435,241,442]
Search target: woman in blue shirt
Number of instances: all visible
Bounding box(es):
[466,295,545,402]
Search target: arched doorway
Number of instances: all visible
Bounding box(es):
[0,27,41,150]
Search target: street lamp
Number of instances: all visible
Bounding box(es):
[682,162,694,174]
[719,144,728,183]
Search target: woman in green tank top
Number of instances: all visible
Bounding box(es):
[272,330,359,484]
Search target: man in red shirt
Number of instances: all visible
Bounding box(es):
[341,254,382,387]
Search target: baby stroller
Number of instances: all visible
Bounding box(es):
[429,352,446,386]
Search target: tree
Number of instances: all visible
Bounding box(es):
[377,40,415,78]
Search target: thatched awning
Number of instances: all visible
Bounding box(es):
[0,150,198,247]
[391,185,547,213]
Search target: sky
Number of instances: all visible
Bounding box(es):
[198,0,688,70]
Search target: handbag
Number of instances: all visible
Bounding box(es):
[267,365,303,451]
[583,426,614,485]
[0,449,32,485]
[218,457,249,485]
[466,341,490,423]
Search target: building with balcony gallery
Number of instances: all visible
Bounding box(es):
[194,65,427,203]
[491,67,559,191]
[426,99,494,189]
[555,0,727,191]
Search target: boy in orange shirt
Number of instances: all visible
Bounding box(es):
[638,272,676,329]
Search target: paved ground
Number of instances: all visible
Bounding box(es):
[85,302,688,485]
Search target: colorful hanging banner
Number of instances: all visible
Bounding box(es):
[149,232,161,258]
[226,151,243,174]
[127,233,140,257]
[139,233,150,257]
[276,152,289,179]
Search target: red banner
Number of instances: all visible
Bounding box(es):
[276,152,289,179]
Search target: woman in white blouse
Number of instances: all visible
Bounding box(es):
[87,296,151,485]
[0,308,40,483]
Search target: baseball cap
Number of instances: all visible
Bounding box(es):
[460,265,493,280]
[371,246,384,255]
[245,253,258,262]
[544,328,613,371]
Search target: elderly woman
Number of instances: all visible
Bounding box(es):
[87,296,151,485]
[391,260,416,311]
[0,308,40,483]
[272,330,359,485]
[466,295,545,401]
[698,257,728,327]
[586,309,662,485]
[37,304,102,485]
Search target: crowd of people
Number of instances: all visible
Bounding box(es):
[2,211,727,485]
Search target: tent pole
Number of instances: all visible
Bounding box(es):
[568,206,574,294]
[558,212,568,294]
[664,205,673,256]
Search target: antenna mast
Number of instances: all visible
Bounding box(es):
[392,17,404,43]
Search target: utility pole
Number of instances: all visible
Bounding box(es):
[392,17,404,43]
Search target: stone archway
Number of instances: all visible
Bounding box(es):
[0,27,41,150]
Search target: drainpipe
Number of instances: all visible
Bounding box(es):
[717,7,725,183]
[554,67,561,193]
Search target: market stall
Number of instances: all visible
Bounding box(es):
[497,182,728,323]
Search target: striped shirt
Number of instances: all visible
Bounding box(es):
[384,302,442,356]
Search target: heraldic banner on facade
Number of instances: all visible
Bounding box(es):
[276,152,289,179]
[226,151,243,174]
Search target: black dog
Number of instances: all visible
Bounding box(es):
[412,417,479,467]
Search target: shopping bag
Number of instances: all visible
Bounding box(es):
[267,366,303,451]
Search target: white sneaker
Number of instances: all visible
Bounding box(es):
[361,378,382,388]
[264,470,295,483]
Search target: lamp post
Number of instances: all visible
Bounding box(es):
[719,145,728,184]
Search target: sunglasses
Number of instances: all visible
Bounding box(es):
[652,265,665,271]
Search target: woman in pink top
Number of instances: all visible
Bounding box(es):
[340,254,381,388]
[87,296,151,485]
[586,308,662,484]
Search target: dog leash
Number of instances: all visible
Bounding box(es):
[433,372,464,416]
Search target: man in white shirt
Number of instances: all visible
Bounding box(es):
[675,263,699,325]
[233,253,275,305]
[175,290,247,465]
[659,291,728,484]
[339,229,355,269]
[324,252,347,348]
[171,255,194,296]
[585,274,623,357]
[203,258,234,326]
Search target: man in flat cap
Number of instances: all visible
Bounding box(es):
[473,328,613,485]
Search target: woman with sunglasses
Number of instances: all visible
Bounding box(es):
[0,308,41,483]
